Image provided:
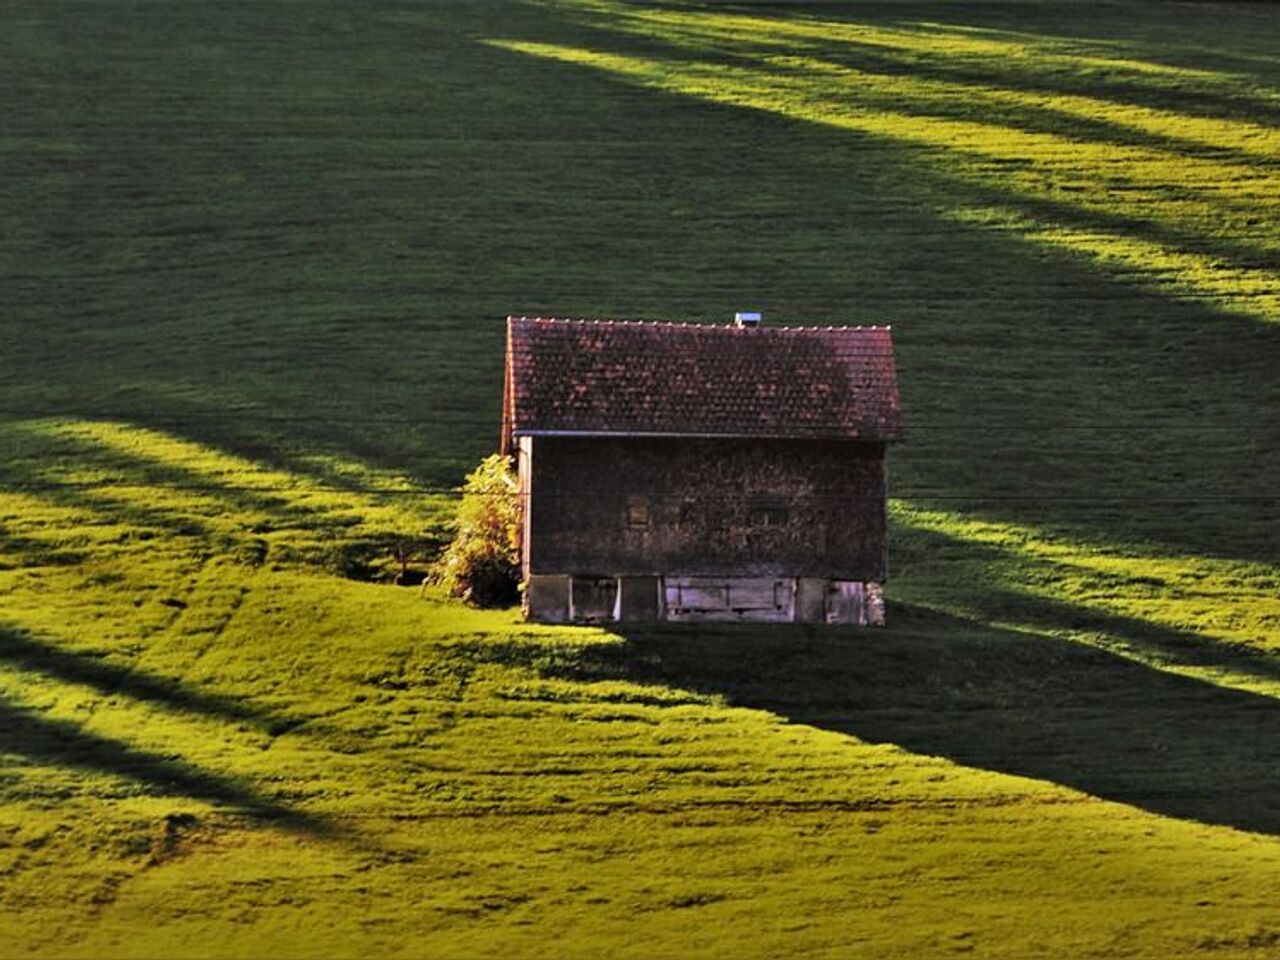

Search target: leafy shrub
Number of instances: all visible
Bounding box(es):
[431,454,521,607]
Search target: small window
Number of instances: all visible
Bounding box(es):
[626,496,650,530]
[748,495,788,527]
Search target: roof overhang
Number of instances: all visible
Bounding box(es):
[512,429,894,442]
[502,316,902,453]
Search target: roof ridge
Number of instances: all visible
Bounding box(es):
[505,314,902,444]
[508,315,893,331]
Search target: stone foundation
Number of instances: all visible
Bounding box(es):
[524,574,884,626]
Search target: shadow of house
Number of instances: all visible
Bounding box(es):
[506,604,1280,837]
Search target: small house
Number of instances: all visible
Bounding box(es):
[501,314,902,625]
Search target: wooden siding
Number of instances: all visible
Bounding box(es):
[664,576,795,623]
[524,436,887,581]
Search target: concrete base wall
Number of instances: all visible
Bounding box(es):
[618,576,662,621]
[795,578,827,624]
[524,574,884,627]
[524,574,571,624]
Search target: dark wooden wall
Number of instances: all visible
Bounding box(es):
[524,436,887,580]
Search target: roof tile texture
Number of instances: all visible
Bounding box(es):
[504,317,901,445]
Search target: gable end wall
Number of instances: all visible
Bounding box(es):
[523,436,887,580]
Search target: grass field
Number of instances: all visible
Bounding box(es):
[2,1,1279,956]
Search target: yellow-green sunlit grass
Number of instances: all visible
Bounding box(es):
[1019,222,1280,319]
[4,1,1280,956]
[493,41,1277,240]
[38,418,430,498]
[4,418,447,563]
[491,7,1279,325]
[10,560,1280,958]
[549,0,1247,82]
[776,53,1280,160]
[501,41,1271,206]
[0,419,449,666]
[8,495,1280,960]
[893,500,1280,690]
[946,204,1280,323]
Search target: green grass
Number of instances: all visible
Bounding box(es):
[2,1,1279,956]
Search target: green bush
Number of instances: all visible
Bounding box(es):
[432,454,521,607]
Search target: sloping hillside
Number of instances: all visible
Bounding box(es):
[2,1,1278,956]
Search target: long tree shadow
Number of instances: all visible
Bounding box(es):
[636,1,1280,115]
[0,420,444,578]
[889,517,1280,685]
[940,584,1280,684]
[0,696,335,836]
[0,622,304,737]
[528,605,1280,836]
[478,9,1280,568]
[2,0,1276,568]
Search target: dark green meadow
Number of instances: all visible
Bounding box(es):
[2,1,1279,956]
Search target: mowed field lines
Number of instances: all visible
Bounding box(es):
[2,1,1279,957]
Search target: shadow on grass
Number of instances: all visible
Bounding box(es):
[0,696,334,836]
[0,622,304,736]
[0,419,446,574]
[1,0,1276,568]
[891,519,1280,685]
[0,621,367,845]
[952,585,1280,684]
[493,603,1280,836]
[476,10,1280,570]
[2,1,1269,570]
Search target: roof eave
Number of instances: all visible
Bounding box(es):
[511,428,900,442]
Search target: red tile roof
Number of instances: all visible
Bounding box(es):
[502,317,901,450]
